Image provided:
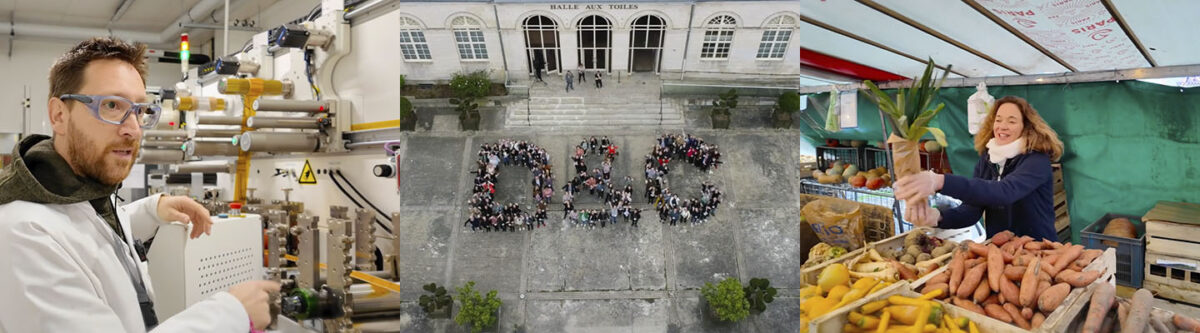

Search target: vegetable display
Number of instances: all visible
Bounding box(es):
[841,290,983,333]
[804,242,849,269]
[800,264,895,332]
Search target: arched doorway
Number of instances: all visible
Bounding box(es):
[577,15,612,72]
[523,15,561,74]
[628,15,665,73]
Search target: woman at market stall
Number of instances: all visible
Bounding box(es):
[895,96,1064,241]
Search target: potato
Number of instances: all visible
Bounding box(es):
[1103,217,1137,246]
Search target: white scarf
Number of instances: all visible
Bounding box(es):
[986,137,1025,167]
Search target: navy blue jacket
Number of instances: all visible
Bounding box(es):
[937,151,1058,241]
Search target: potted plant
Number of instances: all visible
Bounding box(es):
[710,88,738,129]
[743,277,777,313]
[772,91,800,129]
[398,75,417,131]
[701,277,749,322]
[419,283,453,319]
[449,70,491,131]
[454,281,501,333]
[863,59,950,213]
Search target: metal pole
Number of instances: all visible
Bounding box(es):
[878,109,903,233]
[222,0,229,56]
[679,3,695,81]
[492,4,509,79]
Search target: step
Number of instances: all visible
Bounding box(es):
[513,113,683,120]
[510,119,686,126]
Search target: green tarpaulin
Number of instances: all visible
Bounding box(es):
[797,81,1200,242]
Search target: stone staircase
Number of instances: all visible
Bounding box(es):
[505,73,685,130]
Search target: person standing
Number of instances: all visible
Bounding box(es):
[594,71,603,88]
[564,70,574,92]
[533,55,546,83]
[578,63,586,83]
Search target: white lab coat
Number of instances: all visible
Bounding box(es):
[0,194,249,332]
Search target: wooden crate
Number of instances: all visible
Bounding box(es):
[800,228,975,286]
[1144,220,1200,259]
[1142,250,1200,305]
[805,281,911,332]
[936,248,1116,333]
[1051,163,1071,235]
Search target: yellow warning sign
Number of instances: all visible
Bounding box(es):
[298,159,318,185]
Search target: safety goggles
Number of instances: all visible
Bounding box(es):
[59,94,161,129]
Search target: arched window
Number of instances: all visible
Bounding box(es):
[577,15,612,70]
[628,15,666,72]
[757,15,796,59]
[398,17,430,60]
[452,16,488,60]
[523,15,561,73]
[701,15,736,59]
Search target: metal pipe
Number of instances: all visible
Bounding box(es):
[138,149,185,163]
[195,128,243,137]
[175,162,234,174]
[797,63,1200,93]
[186,140,241,156]
[344,140,391,149]
[239,132,321,152]
[348,292,403,315]
[142,139,185,148]
[143,130,188,139]
[198,115,244,126]
[253,99,333,113]
[344,0,394,21]
[247,117,322,129]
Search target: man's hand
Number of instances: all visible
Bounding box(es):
[229,280,281,331]
[156,195,213,239]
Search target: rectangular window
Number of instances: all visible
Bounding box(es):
[700,30,733,59]
[454,29,489,60]
[399,30,431,60]
[756,29,791,59]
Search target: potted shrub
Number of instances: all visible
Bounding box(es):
[772,91,801,129]
[863,59,950,213]
[449,70,491,131]
[398,75,417,131]
[701,277,749,322]
[454,281,501,333]
[710,88,738,129]
[743,277,777,313]
[419,283,453,319]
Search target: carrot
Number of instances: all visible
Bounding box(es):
[1055,245,1084,273]
[1019,256,1040,307]
[949,251,965,296]
[1004,302,1032,329]
[1038,283,1072,312]
[987,244,1003,291]
[985,303,1013,323]
[957,262,986,299]
[991,230,1015,246]
[1056,269,1102,287]
[1173,314,1200,332]
[1004,266,1026,281]
[1084,283,1116,333]
[894,260,918,280]
[952,297,986,316]
[999,276,1020,304]
[1032,312,1046,329]
[1123,289,1153,333]
[973,278,991,303]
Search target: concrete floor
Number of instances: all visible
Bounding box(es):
[369,125,810,332]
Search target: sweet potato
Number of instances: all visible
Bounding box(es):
[1123,289,1154,333]
[973,278,991,303]
[1084,283,1116,333]
[1055,245,1084,272]
[1119,302,1130,329]
[1078,249,1103,266]
[987,244,1003,290]
[1022,306,1033,320]
[1099,313,1116,333]
[1041,258,1061,279]
[1005,302,1032,329]
[1044,254,1060,267]
[999,277,1020,304]
[1004,265,1026,281]
[949,251,965,296]
[1025,241,1045,251]
[967,241,989,257]
[952,297,986,316]
[1039,269,1053,282]
[991,230,1014,246]
[1045,239,1063,249]
[1019,257,1040,307]
[957,262,986,299]
[1036,280,1052,300]
[1150,316,1171,333]
[1038,283,1072,312]
[1057,269,1102,287]
[1032,312,1046,328]
[894,261,918,280]
[1173,314,1200,332]
[985,303,1013,323]
[921,282,949,299]
[983,293,1000,306]
[927,271,949,286]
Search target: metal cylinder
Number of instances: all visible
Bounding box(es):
[143,130,187,139]
[253,99,333,113]
[219,78,291,96]
[240,132,321,152]
[247,116,322,129]
[238,61,260,74]
[194,128,243,137]
[197,115,244,126]
[174,162,234,174]
[349,291,403,315]
[185,140,241,156]
[142,139,185,148]
[138,149,185,163]
[177,97,227,111]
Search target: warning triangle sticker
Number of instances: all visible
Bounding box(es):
[299,159,318,185]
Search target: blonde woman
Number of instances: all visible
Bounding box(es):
[895,96,1065,241]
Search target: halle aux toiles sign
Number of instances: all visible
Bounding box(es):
[550,4,639,10]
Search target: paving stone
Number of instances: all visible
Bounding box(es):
[399,136,466,206]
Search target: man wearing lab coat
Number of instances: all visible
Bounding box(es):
[0,37,278,332]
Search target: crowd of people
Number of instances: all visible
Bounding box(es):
[644,133,724,226]
[560,136,642,228]
[464,140,553,232]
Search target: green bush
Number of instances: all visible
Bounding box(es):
[743,278,777,313]
[400,75,414,119]
[454,281,501,333]
[711,89,739,116]
[776,91,800,113]
[449,70,490,118]
[702,277,749,322]
[419,283,453,314]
